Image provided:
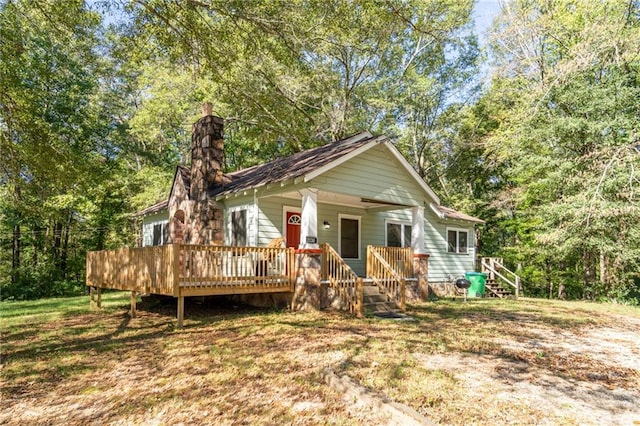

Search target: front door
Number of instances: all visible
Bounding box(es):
[285,211,302,248]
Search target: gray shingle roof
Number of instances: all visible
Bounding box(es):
[135,130,483,224]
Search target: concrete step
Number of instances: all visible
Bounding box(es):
[364,301,398,313]
[363,294,388,304]
[363,284,384,296]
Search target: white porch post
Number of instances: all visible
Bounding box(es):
[411,206,425,254]
[299,188,319,249]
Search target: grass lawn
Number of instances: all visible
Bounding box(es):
[1,293,639,425]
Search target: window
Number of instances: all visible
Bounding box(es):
[152,223,168,246]
[386,222,412,248]
[447,228,468,254]
[231,209,247,246]
[339,215,360,259]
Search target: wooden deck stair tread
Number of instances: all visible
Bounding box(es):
[363,282,398,313]
[485,279,514,298]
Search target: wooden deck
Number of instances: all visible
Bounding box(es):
[86,244,295,326]
[86,243,415,326]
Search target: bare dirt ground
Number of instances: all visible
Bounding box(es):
[1,295,639,425]
[417,314,640,425]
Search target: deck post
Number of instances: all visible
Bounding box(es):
[130,291,137,318]
[177,295,185,328]
[356,277,364,318]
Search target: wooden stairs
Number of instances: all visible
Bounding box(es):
[480,258,522,299]
[485,279,514,298]
[363,281,399,313]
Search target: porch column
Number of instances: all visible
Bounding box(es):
[411,206,425,254]
[411,206,429,301]
[299,188,319,249]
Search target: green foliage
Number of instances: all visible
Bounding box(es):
[122,0,478,166]
[472,0,640,301]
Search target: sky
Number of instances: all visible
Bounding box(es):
[474,0,502,46]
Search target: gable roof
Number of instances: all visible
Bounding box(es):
[210,132,442,205]
[133,200,168,217]
[210,132,377,198]
[135,130,483,224]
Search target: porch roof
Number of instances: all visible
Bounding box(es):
[431,204,485,224]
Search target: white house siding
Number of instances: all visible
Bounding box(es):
[313,144,430,207]
[362,209,476,281]
[422,209,476,282]
[141,211,169,247]
[254,144,477,280]
[256,196,287,246]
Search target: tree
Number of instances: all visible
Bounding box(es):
[480,0,640,300]
[0,0,135,298]
[120,0,477,166]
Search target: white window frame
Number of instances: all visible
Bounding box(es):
[152,222,168,246]
[385,220,412,248]
[446,227,469,254]
[338,214,361,260]
[228,205,249,247]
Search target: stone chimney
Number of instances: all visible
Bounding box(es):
[188,102,224,245]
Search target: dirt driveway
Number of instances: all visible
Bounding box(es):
[408,303,640,425]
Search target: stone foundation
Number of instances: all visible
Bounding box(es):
[320,283,350,310]
[405,279,423,302]
[428,281,458,298]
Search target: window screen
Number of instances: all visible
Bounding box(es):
[232,210,247,246]
[340,217,359,259]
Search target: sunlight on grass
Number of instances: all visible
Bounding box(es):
[0,291,130,330]
[1,295,639,425]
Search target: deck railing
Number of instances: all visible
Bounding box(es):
[86,245,179,296]
[321,243,363,317]
[366,245,413,279]
[366,245,408,310]
[179,245,295,296]
[86,244,295,297]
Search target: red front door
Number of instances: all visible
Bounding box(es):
[286,211,301,248]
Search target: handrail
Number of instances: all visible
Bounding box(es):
[321,243,363,317]
[366,246,406,310]
[481,258,521,299]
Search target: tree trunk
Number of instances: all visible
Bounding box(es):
[12,224,21,284]
[32,226,38,267]
[599,250,607,293]
[53,221,63,267]
[583,249,595,299]
[60,210,72,279]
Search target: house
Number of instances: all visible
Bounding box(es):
[87,103,483,326]
[138,105,483,286]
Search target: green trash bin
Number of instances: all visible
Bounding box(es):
[464,272,487,297]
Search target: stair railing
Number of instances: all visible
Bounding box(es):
[480,257,521,299]
[366,245,406,310]
[321,243,363,317]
